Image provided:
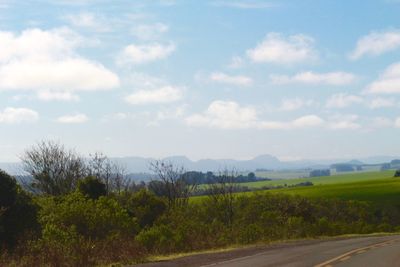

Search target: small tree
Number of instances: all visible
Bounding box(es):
[87,152,129,195]
[207,168,238,227]
[125,189,166,228]
[394,170,400,177]
[0,170,38,248]
[78,176,107,200]
[21,140,86,195]
[149,160,197,208]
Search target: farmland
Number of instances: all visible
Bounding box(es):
[194,170,400,207]
[242,170,395,188]
[275,176,400,206]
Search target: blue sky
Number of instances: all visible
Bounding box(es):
[1,0,400,161]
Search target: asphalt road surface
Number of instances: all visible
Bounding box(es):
[134,235,400,267]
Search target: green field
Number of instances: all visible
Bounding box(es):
[241,170,395,188]
[274,177,400,206]
[195,170,400,206]
[253,165,382,180]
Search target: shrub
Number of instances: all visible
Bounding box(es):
[78,176,107,199]
[37,192,138,240]
[123,189,166,228]
[0,169,38,248]
[136,224,176,253]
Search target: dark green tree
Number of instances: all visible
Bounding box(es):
[125,189,166,228]
[78,176,107,199]
[0,170,38,248]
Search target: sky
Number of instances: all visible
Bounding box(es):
[1,0,400,161]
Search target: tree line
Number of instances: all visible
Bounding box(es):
[1,140,400,266]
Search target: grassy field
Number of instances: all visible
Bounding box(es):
[194,170,400,206]
[274,177,400,206]
[253,170,310,179]
[241,170,395,188]
[253,165,383,180]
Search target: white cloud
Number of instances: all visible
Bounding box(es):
[210,72,253,86]
[279,98,314,111]
[125,86,183,105]
[120,42,175,64]
[156,105,186,120]
[0,28,119,100]
[395,117,400,128]
[366,63,400,94]
[326,93,363,108]
[186,101,258,129]
[291,115,324,128]
[211,1,275,9]
[101,112,135,123]
[37,90,80,101]
[0,107,39,124]
[64,12,109,32]
[131,23,169,40]
[246,33,317,64]
[57,113,89,124]
[368,97,395,109]
[350,30,400,60]
[328,114,360,130]
[270,71,356,86]
[186,100,324,130]
[125,72,167,89]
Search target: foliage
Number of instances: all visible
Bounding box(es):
[184,171,269,185]
[122,189,166,228]
[149,160,197,208]
[20,141,86,195]
[0,170,38,248]
[21,141,131,196]
[4,159,400,266]
[37,192,138,240]
[87,152,129,194]
[78,176,107,199]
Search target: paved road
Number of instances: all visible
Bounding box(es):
[134,235,400,267]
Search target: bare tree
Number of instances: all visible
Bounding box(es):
[87,152,129,194]
[149,160,197,208]
[207,168,238,227]
[110,161,129,194]
[20,140,86,195]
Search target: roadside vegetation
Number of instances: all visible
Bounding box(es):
[1,141,400,266]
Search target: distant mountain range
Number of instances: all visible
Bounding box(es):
[1,154,399,175]
[110,154,400,173]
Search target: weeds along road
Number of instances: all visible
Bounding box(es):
[134,235,400,267]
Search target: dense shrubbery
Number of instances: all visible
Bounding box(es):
[77,176,107,199]
[0,170,38,248]
[2,164,400,266]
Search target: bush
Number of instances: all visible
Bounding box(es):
[136,224,176,253]
[37,192,138,240]
[0,170,38,248]
[78,176,107,199]
[123,189,166,228]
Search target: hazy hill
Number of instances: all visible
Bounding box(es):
[1,154,400,176]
